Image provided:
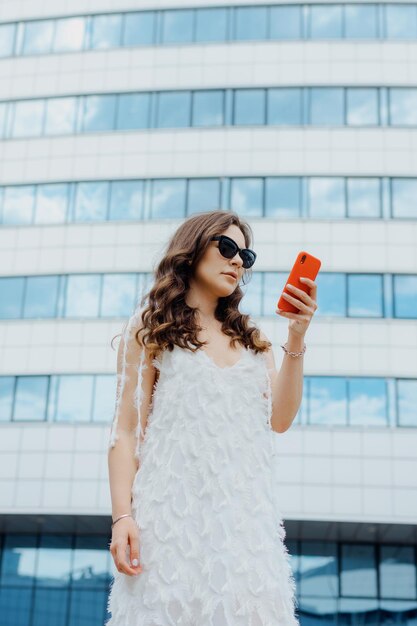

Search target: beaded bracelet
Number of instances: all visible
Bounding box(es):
[280,342,307,357]
[111,513,132,529]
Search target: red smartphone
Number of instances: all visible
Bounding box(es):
[277,251,321,313]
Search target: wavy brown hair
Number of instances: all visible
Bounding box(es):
[111,209,271,360]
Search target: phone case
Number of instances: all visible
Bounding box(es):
[277,251,321,313]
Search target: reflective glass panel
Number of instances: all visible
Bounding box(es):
[116,93,150,130]
[55,376,94,422]
[390,89,417,126]
[345,5,378,39]
[310,6,343,38]
[316,273,346,316]
[36,534,72,586]
[397,380,417,427]
[14,376,48,421]
[90,14,122,49]
[0,377,14,422]
[82,95,117,132]
[234,89,265,125]
[23,276,59,318]
[270,6,302,40]
[0,277,24,318]
[385,6,417,39]
[347,178,381,218]
[309,378,348,425]
[74,182,109,222]
[44,97,77,135]
[53,17,85,51]
[394,275,417,318]
[192,91,224,126]
[92,375,116,424]
[156,91,191,128]
[72,536,109,588]
[310,88,344,125]
[299,541,338,597]
[187,178,221,214]
[151,179,187,218]
[348,378,388,426]
[309,178,345,218]
[0,534,37,586]
[380,546,417,599]
[267,88,302,125]
[195,8,228,42]
[123,12,155,46]
[263,272,287,316]
[65,275,101,317]
[0,23,15,57]
[340,544,377,597]
[348,274,383,317]
[347,88,379,125]
[12,100,44,138]
[242,272,262,316]
[230,178,263,217]
[234,7,267,40]
[35,183,69,224]
[22,20,54,55]
[2,185,35,225]
[392,179,417,218]
[265,177,301,218]
[162,10,194,44]
[109,180,144,220]
[101,273,137,316]
[0,102,6,138]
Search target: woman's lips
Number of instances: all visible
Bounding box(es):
[222,273,237,280]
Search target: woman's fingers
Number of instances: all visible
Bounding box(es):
[129,532,142,573]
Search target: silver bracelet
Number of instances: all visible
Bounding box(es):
[111,513,132,528]
[280,342,306,358]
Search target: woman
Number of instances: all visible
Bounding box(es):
[106,209,318,625]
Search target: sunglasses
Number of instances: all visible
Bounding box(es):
[210,235,256,269]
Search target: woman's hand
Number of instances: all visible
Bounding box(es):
[276,277,318,337]
[110,517,142,576]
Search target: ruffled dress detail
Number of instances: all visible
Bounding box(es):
[106,343,300,626]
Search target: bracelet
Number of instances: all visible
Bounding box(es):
[280,342,306,358]
[111,513,132,529]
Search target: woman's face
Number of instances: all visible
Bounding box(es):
[191,225,246,298]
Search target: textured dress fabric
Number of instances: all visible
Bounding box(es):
[106,316,300,626]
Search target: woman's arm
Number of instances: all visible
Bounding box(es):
[108,312,157,522]
[260,330,305,434]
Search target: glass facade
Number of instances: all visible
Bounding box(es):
[0,533,416,626]
[3,4,417,61]
[1,372,416,428]
[1,176,416,226]
[0,271,415,321]
[4,87,417,139]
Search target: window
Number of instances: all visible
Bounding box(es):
[347,88,379,125]
[53,17,85,52]
[82,95,117,132]
[234,89,265,125]
[299,541,338,596]
[394,275,417,318]
[21,20,54,55]
[14,377,49,421]
[391,178,417,218]
[123,12,155,46]
[195,8,228,42]
[270,6,302,40]
[230,178,263,217]
[348,274,383,317]
[397,380,417,427]
[192,91,224,127]
[309,378,348,425]
[309,178,345,218]
[162,10,194,44]
[348,378,388,426]
[34,183,69,224]
[150,179,187,218]
[90,14,122,49]
[316,273,346,316]
[385,5,417,39]
[390,88,417,126]
[65,275,101,317]
[267,88,303,125]
[341,545,378,597]
[12,100,44,138]
[73,182,109,222]
[55,376,95,423]
[0,377,14,422]
[187,179,221,214]
[379,546,417,599]
[309,5,343,39]
[109,180,144,220]
[265,177,301,218]
[44,97,77,135]
[2,185,36,225]
[234,7,268,40]
[116,93,150,130]
[101,273,137,317]
[156,91,191,128]
[23,276,59,319]
[347,178,381,218]
[0,23,15,57]
[345,4,378,39]
[310,88,344,125]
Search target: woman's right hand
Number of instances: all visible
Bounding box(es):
[110,517,142,576]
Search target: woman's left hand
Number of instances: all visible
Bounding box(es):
[276,277,318,337]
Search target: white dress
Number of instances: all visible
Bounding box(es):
[106,328,300,626]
